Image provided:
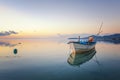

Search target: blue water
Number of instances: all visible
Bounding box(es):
[0,39,120,80]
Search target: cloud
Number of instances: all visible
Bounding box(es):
[0,31,18,36]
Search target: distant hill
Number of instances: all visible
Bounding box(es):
[95,33,120,40]
[68,33,120,44]
[95,33,120,44]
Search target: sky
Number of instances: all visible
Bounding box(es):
[0,0,120,38]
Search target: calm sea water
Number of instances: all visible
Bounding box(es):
[0,39,120,80]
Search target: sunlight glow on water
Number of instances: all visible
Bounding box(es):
[0,39,120,80]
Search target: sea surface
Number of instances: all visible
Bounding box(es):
[0,39,120,80]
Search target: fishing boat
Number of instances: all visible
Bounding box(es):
[68,36,96,53]
[69,41,96,53]
[68,22,103,53]
[67,48,96,66]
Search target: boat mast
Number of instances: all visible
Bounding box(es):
[97,22,103,36]
[78,36,80,42]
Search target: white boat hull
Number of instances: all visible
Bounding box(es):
[70,42,96,53]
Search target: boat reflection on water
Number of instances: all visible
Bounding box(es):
[67,48,96,66]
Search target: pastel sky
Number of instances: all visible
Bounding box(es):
[0,0,120,38]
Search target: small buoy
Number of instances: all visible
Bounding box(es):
[18,42,21,44]
[14,49,18,54]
